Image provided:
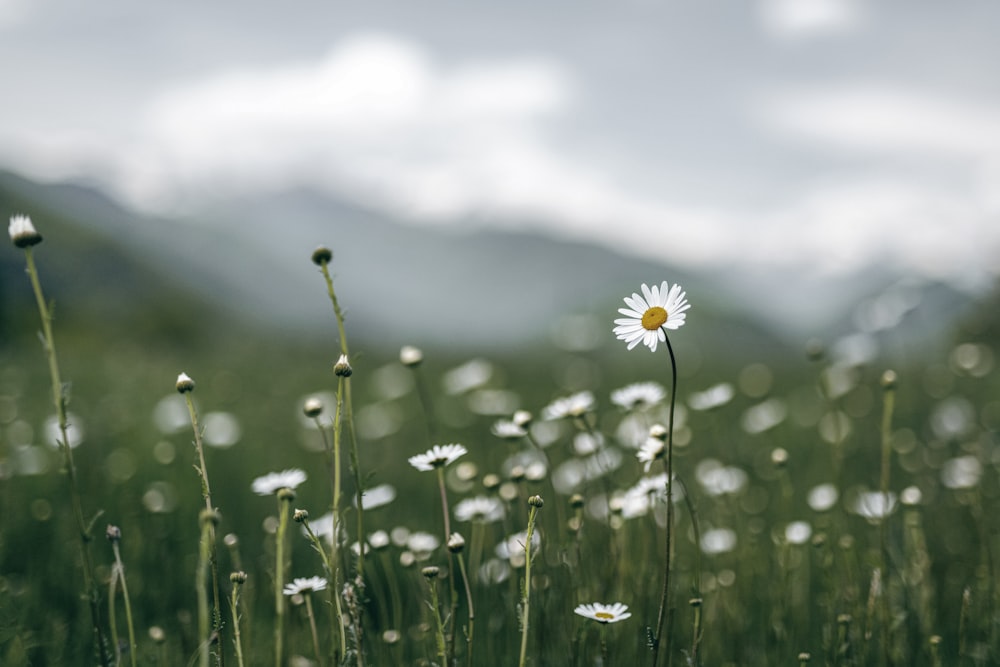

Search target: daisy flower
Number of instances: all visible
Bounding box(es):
[491,419,527,440]
[574,602,632,624]
[613,281,690,352]
[454,496,505,523]
[611,382,666,410]
[541,391,595,421]
[283,576,328,596]
[637,438,665,473]
[252,468,307,496]
[408,443,468,471]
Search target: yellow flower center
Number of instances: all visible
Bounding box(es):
[595,612,614,621]
[641,306,668,331]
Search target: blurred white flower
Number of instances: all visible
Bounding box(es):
[700,528,737,555]
[852,491,896,521]
[454,496,505,523]
[542,391,595,420]
[784,521,812,545]
[408,444,467,471]
[688,383,735,411]
[613,281,690,352]
[637,438,665,473]
[283,576,328,595]
[252,468,307,495]
[807,483,839,512]
[574,602,632,624]
[941,455,982,490]
[491,419,527,440]
[610,382,666,410]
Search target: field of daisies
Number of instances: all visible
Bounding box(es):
[3,214,1000,666]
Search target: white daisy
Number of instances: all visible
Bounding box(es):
[491,419,527,440]
[574,602,632,624]
[283,576,328,596]
[408,443,468,471]
[541,391,595,421]
[252,468,307,496]
[613,281,690,352]
[454,496,505,523]
[637,438,665,473]
[611,382,666,410]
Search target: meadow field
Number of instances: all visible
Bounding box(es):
[2,215,999,666]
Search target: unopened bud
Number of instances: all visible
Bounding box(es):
[334,354,353,377]
[311,246,333,266]
[399,345,423,367]
[176,372,195,394]
[8,215,42,248]
[303,397,323,418]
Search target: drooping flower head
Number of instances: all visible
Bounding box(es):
[408,443,468,471]
[574,602,633,624]
[613,281,689,352]
[252,468,307,496]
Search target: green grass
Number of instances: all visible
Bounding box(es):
[2,230,999,666]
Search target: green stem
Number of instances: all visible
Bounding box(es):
[305,593,323,666]
[518,500,542,667]
[185,393,224,666]
[275,497,291,667]
[112,542,138,667]
[427,574,448,665]
[198,517,214,667]
[651,334,678,667]
[23,247,110,667]
[879,372,896,667]
[456,552,475,667]
[230,581,246,667]
[303,520,346,665]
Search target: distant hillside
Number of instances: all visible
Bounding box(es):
[1,170,982,368]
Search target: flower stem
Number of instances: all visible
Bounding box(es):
[111,541,138,667]
[518,498,542,667]
[184,392,224,666]
[230,578,246,667]
[456,552,476,667]
[436,467,458,657]
[305,593,323,665]
[274,496,291,667]
[22,247,110,667]
[878,371,896,667]
[303,520,347,665]
[651,333,679,667]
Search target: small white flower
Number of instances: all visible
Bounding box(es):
[637,438,665,473]
[8,214,42,248]
[610,382,666,410]
[491,419,527,440]
[613,281,690,352]
[408,444,468,471]
[688,383,735,411]
[574,602,632,624]
[252,468,307,495]
[283,576,328,596]
[454,496,505,523]
[541,391,595,421]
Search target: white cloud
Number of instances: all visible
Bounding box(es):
[757,85,1000,158]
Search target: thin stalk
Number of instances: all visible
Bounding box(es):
[108,563,119,667]
[879,371,896,667]
[229,575,247,667]
[302,520,347,664]
[518,497,543,667]
[455,551,475,667]
[425,569,448,666]
[651,334,679,667]
[184,391,224,667]
[197,515,215,667]
[305,593,323,666]
[436,467,459,658]
[274,494,292,667]
[23,246,110,667]
[110,539,137,667]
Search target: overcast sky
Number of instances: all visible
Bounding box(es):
[2,0,999,290]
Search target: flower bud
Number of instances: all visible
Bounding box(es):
[881,369,897,390]
[176,372,195,394]
[399,345,423,367]
[311,246,333,266]
[528,495,544,508]
[230,571,248,584]
[512,410,533,427]
[293,508,309,523]
[447,532,465,553]
[303,397,323,418]
[421,566,440,579]
[278,487,296,502]
[649,423,668,441]
[105,524,122,543]
[334,354,353,377]
[8,215,42,248]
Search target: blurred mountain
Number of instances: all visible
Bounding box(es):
[1,170,982,366]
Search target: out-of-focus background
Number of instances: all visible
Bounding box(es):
[4,4,1000,664]
[2,0,997,354]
